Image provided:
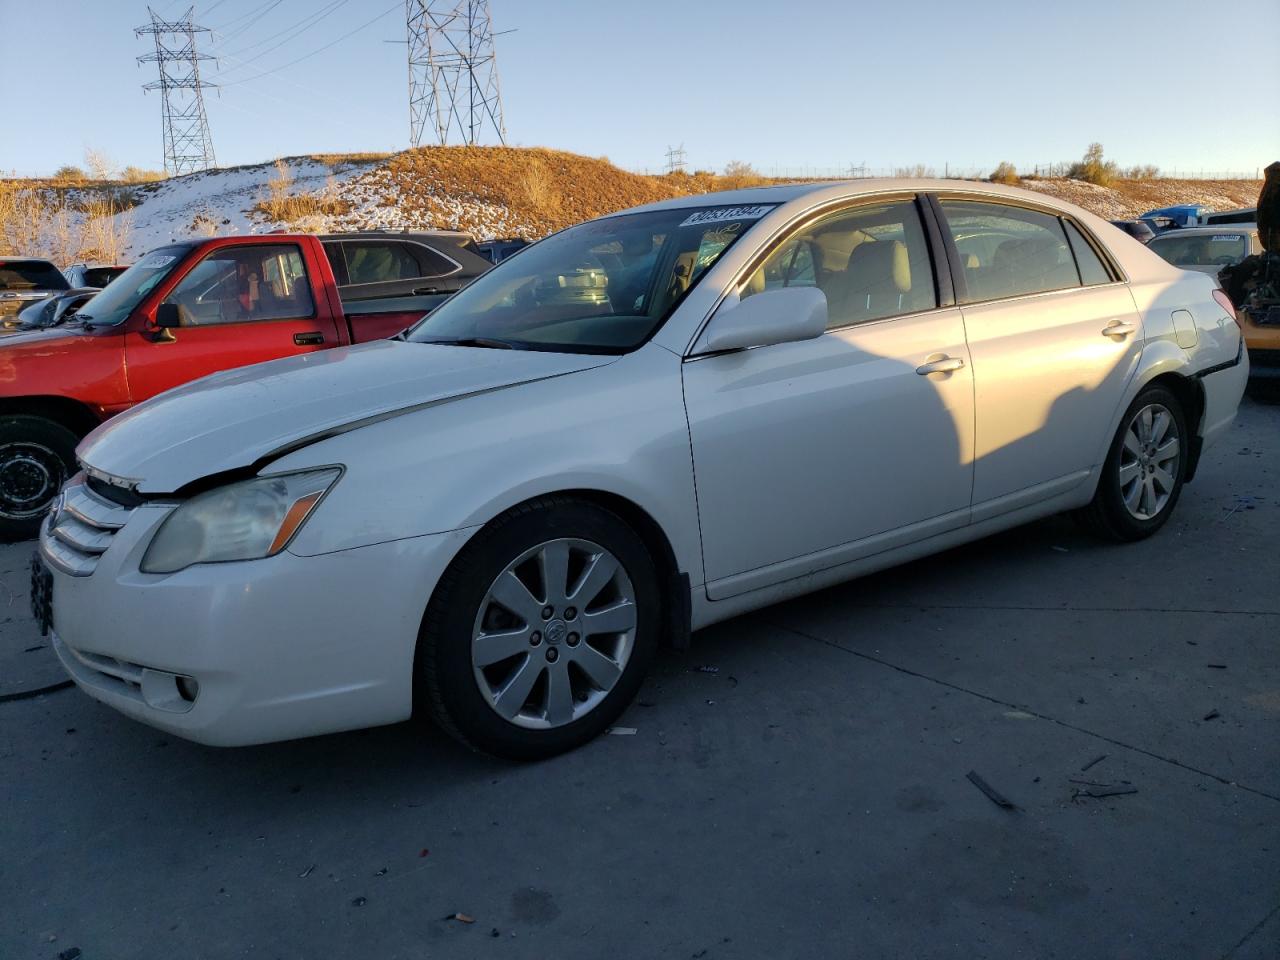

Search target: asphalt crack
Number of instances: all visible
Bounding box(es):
[771,621,1280,805]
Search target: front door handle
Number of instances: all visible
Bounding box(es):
[413,286,443,296]
[1102,320,1138,339]
[293,331,325,346]
[915,355,966,376]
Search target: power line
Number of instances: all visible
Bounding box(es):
[136,6,218,175]
[212,0,285,45]
[217,1,400,87]
[216,0,351,67]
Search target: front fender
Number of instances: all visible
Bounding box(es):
[271,343,705,587]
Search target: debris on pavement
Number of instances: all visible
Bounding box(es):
[445,912,475,924]
[607,726,637,735]
[491,928,501,938]
[1207,663,1228,670]
[374,867,388,876]
[966,770,1019,810]
[419,848,429,858]
[351,896,367,907]
[1080,754,1107,772]
[694,665,720,674]
[1073,784,1139,801]
[1051,545,1069,553]
[1203,709,1222,721]
[298,864,316,879]
[58,949,81,960]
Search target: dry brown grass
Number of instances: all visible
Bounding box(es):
[253,160,352,223]
[311,151,393,171]
[0,181,133,261]
[377,146,769,236]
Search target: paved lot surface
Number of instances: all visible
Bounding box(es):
[2,398,1277,960]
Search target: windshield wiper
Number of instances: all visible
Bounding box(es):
[420,336,518,350]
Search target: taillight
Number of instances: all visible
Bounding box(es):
[1212,289,1238,324]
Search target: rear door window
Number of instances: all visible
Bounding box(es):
[0,260,68,290]
[1063,221,1112,285]
[343,242,422,285]
[940,200,1080,302]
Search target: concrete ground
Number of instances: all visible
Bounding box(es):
[1,398,1277,960]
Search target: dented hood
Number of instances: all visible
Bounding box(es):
[78,339,614,493]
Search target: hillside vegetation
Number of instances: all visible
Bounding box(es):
[1,146,1263,260]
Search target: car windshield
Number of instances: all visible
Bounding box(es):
[75,246,189,326]
[1148,233,1248,268]
[0,260,67,291]
[405,204,773,352]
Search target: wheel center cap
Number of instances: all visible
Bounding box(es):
[545,619,568,645]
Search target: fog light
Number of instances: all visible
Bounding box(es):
[176,676,199,703]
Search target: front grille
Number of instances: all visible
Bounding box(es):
[39,479,134,577]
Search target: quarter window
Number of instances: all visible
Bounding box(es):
[162,244,313,326]
[741,199,937,327]
[940,200,1079,302]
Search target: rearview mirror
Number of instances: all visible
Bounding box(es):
[155,302,181,328]
[694,286,827,355]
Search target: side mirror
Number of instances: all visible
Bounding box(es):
[694,285,828,354]
[155,302,181,328]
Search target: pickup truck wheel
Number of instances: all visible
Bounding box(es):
[418,497,660,760]
[1076,385,1187,542]
[0,416,78,542]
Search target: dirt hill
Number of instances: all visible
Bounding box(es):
[1,146,1264,260]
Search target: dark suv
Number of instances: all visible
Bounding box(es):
[320,231,492,322]
[0,258,69,328]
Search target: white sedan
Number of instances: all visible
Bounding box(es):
[37,181,1248,759]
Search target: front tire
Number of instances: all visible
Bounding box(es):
[0,416,79,542]
[418,497,661,760]
[1077,385,1187,542]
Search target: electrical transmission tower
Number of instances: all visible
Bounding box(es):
[665,145,688,174]
[406,1,508,148]
[136,7,217,176]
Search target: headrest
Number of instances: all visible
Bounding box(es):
[847,239,910,294]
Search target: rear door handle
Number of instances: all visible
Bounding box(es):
[915,355,966,376]
[413,286,443,296]
[293,331,325,346]
[1102,320,1138,339]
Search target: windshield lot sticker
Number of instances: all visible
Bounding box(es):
[679,205,775,228]
[139,254,177,268]
[1211,235,1241,242]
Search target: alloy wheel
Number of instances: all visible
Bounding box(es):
[1118,402,1180,521]
[471,537,637,729]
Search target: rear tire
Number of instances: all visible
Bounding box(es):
[1076,384,1187,542]
[418,496,661,760]
[0,416,79,542]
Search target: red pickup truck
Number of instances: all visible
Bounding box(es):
[0,234,437,539]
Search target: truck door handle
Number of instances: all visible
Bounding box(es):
[293,331,325,346]
[1102,320,1137,339]
[915,355,965,376]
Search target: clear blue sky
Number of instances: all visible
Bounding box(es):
[2,0,1277,177]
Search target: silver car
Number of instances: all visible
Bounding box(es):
[1146,224,1261,276]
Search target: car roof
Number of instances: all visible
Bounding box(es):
[610,178,1102,220]
[1148,224,1257,237]
[0,256,58,264]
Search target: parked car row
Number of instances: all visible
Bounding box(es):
[0,229,495,539]
[27,180,1248,760]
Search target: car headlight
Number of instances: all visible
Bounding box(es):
[141,469,341,574]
